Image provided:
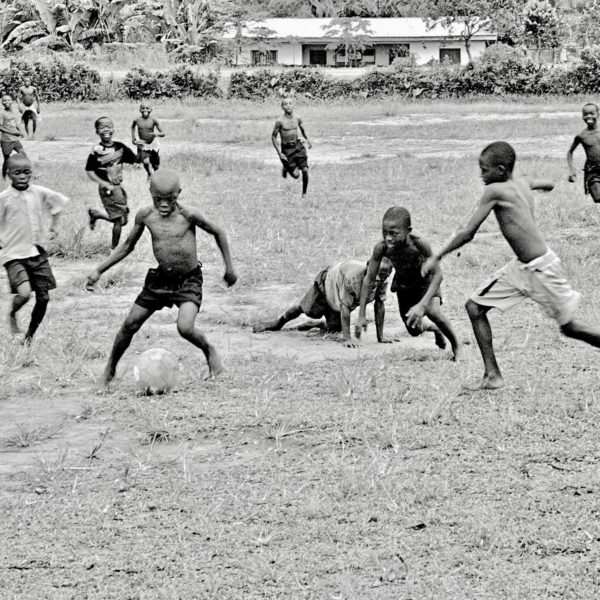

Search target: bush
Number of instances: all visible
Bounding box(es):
[0,59,101,101]
[123,66,222,99]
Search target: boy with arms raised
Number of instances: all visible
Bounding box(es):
[356,207,460,359]
[253,257,392,347]
[18,77,41,138]
[567,102,600,202]
[86,117,137,249]
[1,94,26,180]
[131,103,165,178]
[0,155,69,343]
[86,170,237,386]
[272,97,312,197]
[423,141,600,390]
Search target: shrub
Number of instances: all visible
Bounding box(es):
[569,46,600,93]
[123,66,222,99]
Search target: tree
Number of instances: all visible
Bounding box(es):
[577,0,600,47]
[322,16,373,66]
[524,0,562,62]
[425,0,522,63]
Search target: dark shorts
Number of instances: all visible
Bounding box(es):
[584,164,600,203]
[4,247,56,294]
[299,268,341,332]
[1,140,24,157]
[396,284,442,337]
[137,147,160,170]
[99,184,129,223]
[135,265,203,311]
[281,141,308,173]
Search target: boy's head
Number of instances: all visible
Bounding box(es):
[139,103,152,118]
[281,97,294,113]
[479,141,515,184]
[95,117,114,143]
[582,103,598,128]
[1,95,13,109]
[23,76,32,86]
[382,206,411,248]
[6,154,32,190]
[149,170,181,217]
[375,257,392,282]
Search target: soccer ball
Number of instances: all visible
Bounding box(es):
[133,348,180,395]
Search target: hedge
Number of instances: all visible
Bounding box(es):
[122,66,222,99]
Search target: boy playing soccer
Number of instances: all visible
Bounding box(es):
[18,77,41,138]
[253,257,392,347]
[131,103,165,178]
[423,141,600,390]
[1,95,26,180]
[0,155,69,343]
[567,102,600,202]
[356,207,460,359]
[272,97,312,197]
[86,117,137,249]
[86,170,237,385]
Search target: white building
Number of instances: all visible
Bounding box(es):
[224,18,497,67]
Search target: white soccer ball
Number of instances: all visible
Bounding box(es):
[133,348,180,395]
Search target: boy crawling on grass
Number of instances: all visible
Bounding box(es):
[0,155,69,343]
[253,258,392,347]
[86,170,237,386]
[422,141,600,390]
[356,206,460,360]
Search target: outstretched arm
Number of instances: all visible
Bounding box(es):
[374,297,385,342]
[86,212,146,288]
[406,238,442,328]
[271,121,284,160]
[131,120,138,144]
[34,88,40,112]
[298,118,312,148]
[340,306,357,347]
[567,137,581,181]
[355,243,385,339]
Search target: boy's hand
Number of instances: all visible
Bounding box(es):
[306,141,312,149]
[86,270,101,291]
[406,304,425,329]
[354,315,368,339]
[568,173,576,183]
[279,154,288,162]
[378,336,400,344]
[342,338,359,348]
[421,256,438,278]
[223,270,238,287]
[100,181,114,192]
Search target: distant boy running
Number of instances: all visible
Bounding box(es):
[253,257,392,347]
[423,141,600,390]
[131,103,165,178]
[85,117,137,249]
[1,94,26,180]
[18,77,41,138]
[86,170,237,386]
[0,155,69,343]
[356,207,460,359]
[272,97,312,197]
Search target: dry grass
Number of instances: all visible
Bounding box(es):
[1,98,599,599]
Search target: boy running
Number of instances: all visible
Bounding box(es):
[85,117,137,249]
[86,170,237,386]
[1,95,26,180]
[253,257,392,347]
[131,103,165,178]
[567,102,600,202]
[272,97,312,197]
[356,207,460,359]
[423,141,600,390]
[0,155,69,343]
[18,77,41,138]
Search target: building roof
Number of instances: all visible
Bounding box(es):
[223,17,497,42]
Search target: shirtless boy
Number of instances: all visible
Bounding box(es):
[0,95,26,180]
[18,77,40,138]
[272,98,312,197]
[356,207,460,359]
[0,155,69,343]
[131,103,165,178]
[86,117,137,249]
[253,257,392,347]
[423,141,600,390]
[86,170,237,385]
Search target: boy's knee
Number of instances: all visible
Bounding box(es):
[465,299,482,318]
[16,289,31,303]
[122,318,143,336]
[35,290,49,304]
[560,320,578,337]
[177,321,195,339]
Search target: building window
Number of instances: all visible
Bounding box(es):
[439,48,461,65]
[251,50,277,66]
[389,44,410,63]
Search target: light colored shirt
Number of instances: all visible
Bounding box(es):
[324,259,386,312]
[0,185,70,265]
[0,109,21,142]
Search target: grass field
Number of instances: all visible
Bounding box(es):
[2,98,600,599]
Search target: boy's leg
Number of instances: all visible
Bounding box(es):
[176,302,223,376]
[465,299,504,389]
[561,320,600,347]
[104,303,155,385]
[1,143,11,178]
[253,304,303,333]
[31,112,37,136]
[9,281,32,334]
[24,290,49,342]
[111,220,123,249]
[150,150,160,172]
[142,156,152,177]
[301,167,309,196]
[21,113,30,136]
[424,297,461,360]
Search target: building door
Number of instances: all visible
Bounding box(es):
[309,49,327,66]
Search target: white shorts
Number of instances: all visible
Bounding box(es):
[471,249,581,326]
[141,138,160,151]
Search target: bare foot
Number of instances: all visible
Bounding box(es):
[451,343,463,362]
[88,208,99,231]
[434,331,447,349]
[207,349,224,377]
[461,375,505,391]
[8,313,20,335]
[101,365,115,387]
